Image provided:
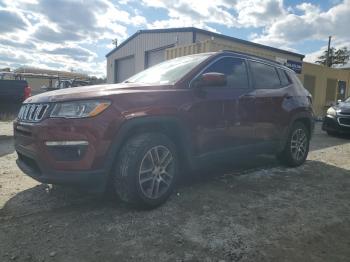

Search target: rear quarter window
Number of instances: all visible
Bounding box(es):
[250,61,281,89]
[277,68,291,86]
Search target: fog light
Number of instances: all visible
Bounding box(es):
[45,141,89,161]
[45,141,89,146]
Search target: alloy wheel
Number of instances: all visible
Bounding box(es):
[138,145,174,199]
[290,128,308,161]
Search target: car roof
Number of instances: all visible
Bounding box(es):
[205,50,295,73]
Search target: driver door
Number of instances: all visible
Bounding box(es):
[188,56,256,157]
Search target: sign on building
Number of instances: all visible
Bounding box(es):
[276,57,302,74]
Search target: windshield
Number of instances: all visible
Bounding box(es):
[345,97,350,103]
[125,54,211,85]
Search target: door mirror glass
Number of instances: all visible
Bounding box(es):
[195,72,227,88]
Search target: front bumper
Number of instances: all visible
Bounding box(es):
[322,115,350,134]
[13,112,122,191]
[16,145,107,192]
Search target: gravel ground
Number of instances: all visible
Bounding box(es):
[0,122,349,262]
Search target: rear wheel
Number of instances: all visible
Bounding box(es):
[113,133,178,208]
[277,122,310,167]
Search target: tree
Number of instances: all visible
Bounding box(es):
[316,47,350,67]
[334,47,350,65]
[112,38,118,47]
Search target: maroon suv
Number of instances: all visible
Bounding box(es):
[14,51,314,207]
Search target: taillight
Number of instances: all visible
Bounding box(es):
[24,86,31,100]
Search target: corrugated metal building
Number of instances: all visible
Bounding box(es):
[106,27,304,83]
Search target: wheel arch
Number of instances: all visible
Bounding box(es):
[291,114,315,137]
[278,111,314,152]
[104,116,195,176]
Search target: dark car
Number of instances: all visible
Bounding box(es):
[323,98,350,135]
[0,79,31,115]
[14,51,314,208]
[0,79,31,103]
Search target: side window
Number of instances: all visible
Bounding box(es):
[250,61,281,89]
[203,57,249,88]
[277,68,290,86]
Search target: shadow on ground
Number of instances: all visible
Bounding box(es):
[0,135,14,157]
[0,153,278,219]
[1,160,350,262]
[310,125,350,151]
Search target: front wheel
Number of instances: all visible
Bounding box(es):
[113,133,178,208]
[277,122,310,167]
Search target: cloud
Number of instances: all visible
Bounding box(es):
[0,9,28,33]
[235,0,286,27]
[143,0,238,29]
[142,0,288,29]
[33,26,85,43]
[45,46,97,62]
[0,0,148,76]
[0,0,349,76]
[252,0,350,47]
[0,38,35,49]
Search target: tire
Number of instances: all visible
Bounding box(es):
[113,133,178,208]
[276,122,310,167]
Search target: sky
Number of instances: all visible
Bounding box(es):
[0,0,349,77]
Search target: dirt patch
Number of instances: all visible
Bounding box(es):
[0,122,350,262]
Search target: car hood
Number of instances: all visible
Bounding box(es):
[334,102,350,113]
[24,83,175,103]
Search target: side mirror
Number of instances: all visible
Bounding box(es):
[194,72,227,88]
[337,99,342,104]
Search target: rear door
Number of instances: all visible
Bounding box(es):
[248,60,291,149]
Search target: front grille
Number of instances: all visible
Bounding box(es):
[338,117,350,126]
[338,112,350,116]
[18,104,49,122]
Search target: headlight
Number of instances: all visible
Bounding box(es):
[50,100,111,119]
[327,107,336,117]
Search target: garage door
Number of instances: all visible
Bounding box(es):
[115,56,135,83]
[146,48,166,68]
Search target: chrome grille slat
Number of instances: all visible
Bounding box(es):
[17,104,49,122]
[18,106,25,119]
[34,104,43,121]
[24,105,30,119]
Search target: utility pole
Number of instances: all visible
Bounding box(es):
[326,36,332,67]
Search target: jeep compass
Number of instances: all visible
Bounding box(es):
[14,51,314,208]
